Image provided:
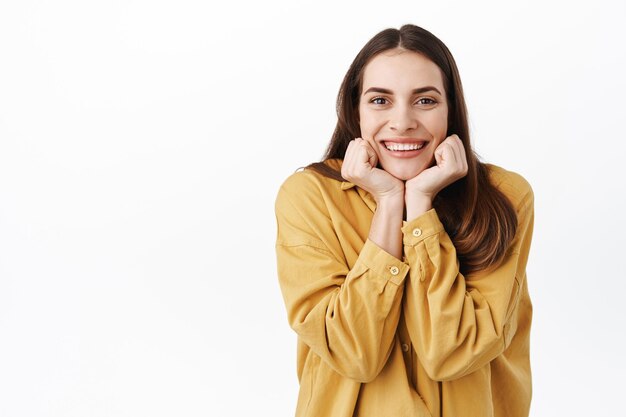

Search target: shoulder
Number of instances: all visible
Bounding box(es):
[275,160,347,247]
[277,159,344,199]
[484,163,534,212]
[275,159,345,215]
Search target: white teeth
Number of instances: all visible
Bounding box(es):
[385,142,425,151]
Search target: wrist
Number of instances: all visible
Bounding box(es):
[376,192,405,210]
[405,192,433,221]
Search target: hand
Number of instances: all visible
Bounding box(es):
[341,138,404,203]
[405,134,468,200]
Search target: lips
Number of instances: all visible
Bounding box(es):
[383,141,426,151]
[381,139,429,153]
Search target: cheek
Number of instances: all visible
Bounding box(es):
[426,110,448,139]
[358,110,379,137]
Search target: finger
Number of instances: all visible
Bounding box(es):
[449,135,463,166]
[434,143,444,165]
[443,135,464,169]
[354,138,376,169]
[457,137,468,171]
[361,137,379,168]
[342,140,357,177]
[343,138,369,178]
[447,135,468,177]
[433,140,445,166]
[342,140,353,166]
[449,135,468,173]
[435,140,456,167]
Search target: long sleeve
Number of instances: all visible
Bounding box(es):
[401,177,534,382]
[275,171,409,383]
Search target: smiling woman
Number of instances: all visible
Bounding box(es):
[359,50,449,181]
[275,24,534,417]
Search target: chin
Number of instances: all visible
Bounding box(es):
[385,165,424,181]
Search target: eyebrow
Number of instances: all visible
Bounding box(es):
[363,86,443,96]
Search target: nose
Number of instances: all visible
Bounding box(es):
[389,105,418,133]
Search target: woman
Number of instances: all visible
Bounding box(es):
[275,24,534,417]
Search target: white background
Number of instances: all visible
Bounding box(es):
[1,1,625,416]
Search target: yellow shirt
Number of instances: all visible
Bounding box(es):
[275,159,534,417]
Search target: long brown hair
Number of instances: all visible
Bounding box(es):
[306,24,518,275]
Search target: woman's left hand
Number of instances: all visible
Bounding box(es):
[405,134,469,200]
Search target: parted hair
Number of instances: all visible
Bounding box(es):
[305,24,518,275]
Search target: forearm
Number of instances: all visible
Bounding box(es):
[368,197,404,259]
[276,184,409,383]
[400,199,533,381]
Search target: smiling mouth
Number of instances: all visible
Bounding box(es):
[383,141,427,152]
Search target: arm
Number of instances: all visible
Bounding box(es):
[341,137,405,260]
[402,183,534,381]
[275,172,408,383]
[367,196,404,260]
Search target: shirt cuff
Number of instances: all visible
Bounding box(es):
[401,208,445,247]
[358,239,409,286]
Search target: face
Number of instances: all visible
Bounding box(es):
[358,48,449,181]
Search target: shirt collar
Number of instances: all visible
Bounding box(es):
[329,159,376,212]
[340,181,377,213]
[340,181,357,190]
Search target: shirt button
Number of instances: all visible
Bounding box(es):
[401,343,410,352]
[389,266,400,276]
[412,228,422,237]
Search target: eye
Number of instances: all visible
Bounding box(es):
[416,97,437,106]
[370,96,388,105]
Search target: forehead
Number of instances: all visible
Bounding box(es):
[362,49,444,92]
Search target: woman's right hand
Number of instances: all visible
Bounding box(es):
[341,138,404,203]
